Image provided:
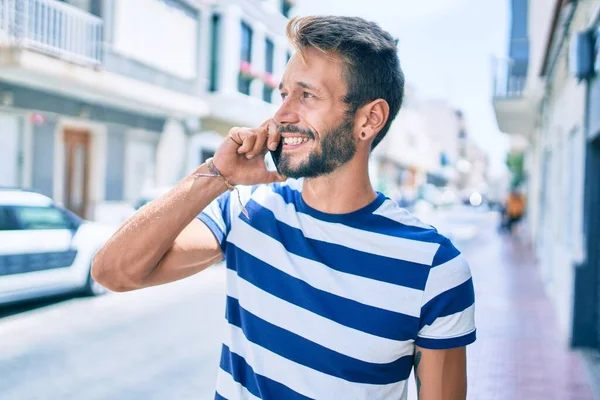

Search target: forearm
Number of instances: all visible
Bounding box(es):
[92,164,227,291]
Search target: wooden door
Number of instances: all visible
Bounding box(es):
[63,129,91,218]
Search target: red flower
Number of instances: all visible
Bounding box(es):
[263,72,278,88]
[240,61,253,75]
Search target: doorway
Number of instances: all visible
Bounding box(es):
[589,137,600,349]
[63,128,91,218]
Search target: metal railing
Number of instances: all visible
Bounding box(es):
[0,0,103,66]
[492,56,527,99]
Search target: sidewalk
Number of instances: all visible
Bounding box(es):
[463,223,596,400]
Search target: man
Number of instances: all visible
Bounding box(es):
[93,16,475,400]
[505,188,526,234]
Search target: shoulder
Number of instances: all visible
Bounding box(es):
[370,197,448,246]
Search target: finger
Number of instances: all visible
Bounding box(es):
[237,131,256,155]
[266,121,281,151]
[248,127,268,159]
[228,127,247,147]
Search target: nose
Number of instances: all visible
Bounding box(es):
[273,97,300,126]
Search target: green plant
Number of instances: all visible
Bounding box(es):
[506,151,525,189]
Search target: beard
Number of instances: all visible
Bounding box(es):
[272,115,357,179]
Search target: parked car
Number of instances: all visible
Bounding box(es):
[0,188,116,306]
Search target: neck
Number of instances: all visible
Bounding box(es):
[301,152,377,214]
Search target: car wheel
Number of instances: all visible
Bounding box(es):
[83,268,108,297]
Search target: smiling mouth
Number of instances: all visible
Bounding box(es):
[282,136,311,148]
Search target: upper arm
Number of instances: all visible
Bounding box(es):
[417,242,476,349]
[412,240,476,399]
[413,345,467,400]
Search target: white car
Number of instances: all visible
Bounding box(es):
[0,188,115,306]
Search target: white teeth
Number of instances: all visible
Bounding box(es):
[284,137,309,145]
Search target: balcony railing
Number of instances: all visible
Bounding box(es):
[492,56,527,99]
[0,0,103,67]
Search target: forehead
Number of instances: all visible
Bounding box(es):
[282,48,346,94]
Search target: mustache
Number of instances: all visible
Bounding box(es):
[277,125,315,139]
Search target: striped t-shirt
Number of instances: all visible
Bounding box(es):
[199,179,476,400]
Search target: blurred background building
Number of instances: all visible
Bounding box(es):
[186,0,294,176]
[0,0,212,222]
[0,0,295,224]
[372,85,490,211]
[491,0,600,362]
[0,0,489,224]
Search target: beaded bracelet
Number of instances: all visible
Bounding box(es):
[195,157,249,218]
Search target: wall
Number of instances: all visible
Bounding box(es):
[0,113,23,187]
[525,0,558,99]
[105,124,127,201]
[31,118,57,199]
[112,0,199,80]
[534,2,596,341]
[124,130,160,201]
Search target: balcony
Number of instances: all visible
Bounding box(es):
[0,0,103,67]
[0,0,209,119]
[491,56,536,136]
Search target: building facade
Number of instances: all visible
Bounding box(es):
[185,0,295,174]
[0,0,297,224]
[372,87,487,208]
[492,0,600,355]
[0,0,212,223]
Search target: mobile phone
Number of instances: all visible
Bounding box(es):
[268,140,283,174]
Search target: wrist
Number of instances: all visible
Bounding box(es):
[191,163,229,194]
[210,155,234,185]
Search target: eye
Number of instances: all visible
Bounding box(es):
[280,92,288,100]
[303,92,315,99]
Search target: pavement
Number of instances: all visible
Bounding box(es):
[457,215,596,400]
[0,207,597,399]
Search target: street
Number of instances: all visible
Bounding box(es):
[0,206,595,400]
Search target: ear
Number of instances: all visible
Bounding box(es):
[356,99,390,144]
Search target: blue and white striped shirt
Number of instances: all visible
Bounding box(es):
[199,179,476,400]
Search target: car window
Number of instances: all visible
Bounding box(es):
[14,206,74,230]
[0,207,19,231]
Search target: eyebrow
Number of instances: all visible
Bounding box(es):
[279,81,321,93]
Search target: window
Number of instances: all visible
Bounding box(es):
[0,207,19,231]
[199,149,215,164]
[539,149,552,243]
[238,22,253,95]
[282,0,292,17]
[209,14,221,92]
[14,206,75,230]
[263,38,275,103]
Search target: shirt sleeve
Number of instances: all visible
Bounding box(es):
[416,239,476,349]
[197,191,232,254]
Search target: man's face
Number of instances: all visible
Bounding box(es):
[273,48,357,179]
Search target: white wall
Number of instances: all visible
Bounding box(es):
[186,131,223,174]
[532,2,594,341]
[124,130,159,201]
[113,0,198,79]
[525,0,557,100]
[155,119,186,188]
[0,113,21,187]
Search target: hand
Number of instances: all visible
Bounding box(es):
[212,119,285,186]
